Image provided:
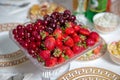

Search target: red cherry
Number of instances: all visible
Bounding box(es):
[14,35,19,40]
[33,24,39,31]
[25,32,31,38]
[18,30,25,37]
[23,42,29,49]
[36,19,43,26]
[30,37,35,41]
[16,37,23,43]
[64,10,71,15]
[13,29,18,35]
[32,31,38,37]
[35,35,41,41]
[36,41,41,47]
[28,49,37,58]
[25,39,31,43]
[29,42,37,50]
[17,25,23,30]
[26,24,33,32]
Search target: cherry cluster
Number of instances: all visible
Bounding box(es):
[44,10,76,34]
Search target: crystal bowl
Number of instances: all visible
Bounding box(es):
[107,41,120,65]
[93,12,120,34]
[9,29,103,79]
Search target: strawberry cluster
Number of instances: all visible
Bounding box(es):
[12,10,100,67]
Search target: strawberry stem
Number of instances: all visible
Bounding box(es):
[41,43,46,50]
[64,55,69,60]
[65,22,69,28]
[40,31,46,40]
[37,56,44,62]
[53,48,61,57]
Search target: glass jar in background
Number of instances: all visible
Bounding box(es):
[85,0,111,22]
[110,0,120,16]
[73,0,79,11]
[73,0,89,15]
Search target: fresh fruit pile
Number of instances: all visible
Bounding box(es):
[12,10,100,67]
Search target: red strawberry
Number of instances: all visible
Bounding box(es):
[44,36,56,50]
[64,36,74,47]
[72,35,81,43]
[63,47,74,58]
[57,56,65,64]
[72,45,80,54]
[62,46,69,51]
[53,48,62,57]
[73,25,80,32]
[45,57,57,67]
[62,46,74,58]
[56,39,63,48]
[72,45,85,54]
[39,50,50,61]
[79,28,90,36]
[65,48,74,58]
[65,27,75,35]
[86,38,95,46]
[62,34,68,40]
[72,32,78,37]
[53,28,63,40]
[89,32,99,42]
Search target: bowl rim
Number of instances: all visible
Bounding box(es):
[93,12,120,23]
